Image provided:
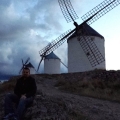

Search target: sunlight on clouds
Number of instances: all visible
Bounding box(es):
[29,29,37,36]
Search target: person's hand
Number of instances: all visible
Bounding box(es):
[21,94,26,99]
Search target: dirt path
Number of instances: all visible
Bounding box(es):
[36,77,120,120]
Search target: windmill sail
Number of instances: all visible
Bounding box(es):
[39,29,74,56]
[37,29,75,72]
[81,0,120,25]
[77,24,105,67]
[58,0,79,22]
[19,57,30,74]
[38,0,120,72]
[58,0,120,67]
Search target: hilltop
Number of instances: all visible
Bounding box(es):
[0,69,120,120]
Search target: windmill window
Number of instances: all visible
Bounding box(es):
[91,37,95,41]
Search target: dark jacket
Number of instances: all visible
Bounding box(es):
[14,76,37,98]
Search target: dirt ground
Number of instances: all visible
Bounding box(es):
[36,76,120,120]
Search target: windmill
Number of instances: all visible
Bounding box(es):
[43,51,68,74]
[19,57,30,74]
[26,62,37,74]
[37,0,120,72]
[37,43,53,72]
[19,57,37,74]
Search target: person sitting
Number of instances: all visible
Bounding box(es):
[3,67,37,120]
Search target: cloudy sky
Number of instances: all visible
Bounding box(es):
[0,0,120,75]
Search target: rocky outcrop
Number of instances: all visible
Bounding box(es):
[0,91,83,120]
[24,92,71,120]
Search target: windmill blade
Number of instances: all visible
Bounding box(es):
[19,67,23,74]
[58,0,78,23]
[39,29,75,56]
[39,44,53,56]
[19,57,30,74]
[19,63,24,74]
[19,59,24,74]
[77,24,105,67]
[37,43,53,72]
[25,57,30,65]
[37,29,75,72]
[60,60,68,68]
[37,56,44,72]
[81,0,120,25]
[22,59,24,65]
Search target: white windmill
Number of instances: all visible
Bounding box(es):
[37,0,120,73]
[44,52,61,74]
[68,23,105,72]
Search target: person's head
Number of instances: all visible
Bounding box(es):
[22,67,30,78]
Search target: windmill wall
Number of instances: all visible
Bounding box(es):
[68,36,106,73]
[44,59,60,74]
[29,68,36,74]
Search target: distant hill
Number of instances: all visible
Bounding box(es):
[1,69,120,119]
[0,74,15,81]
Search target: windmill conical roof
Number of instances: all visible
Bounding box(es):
[45,52,60,59]
[68,23,104,41]
[26,62,34,68]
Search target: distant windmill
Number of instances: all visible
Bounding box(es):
[44,52,61,74]
[19,57,30,74]
[19,57,36,74]
[37,0,120,72]
[43,51,68,74]
[25,62,37,74]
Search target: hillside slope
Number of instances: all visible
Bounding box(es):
[0,70,120,120]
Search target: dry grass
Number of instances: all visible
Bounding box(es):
[0,76,19,94]
[1,70,120,103]
[55,74,120,102]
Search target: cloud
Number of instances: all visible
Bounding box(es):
[0,0,79,75]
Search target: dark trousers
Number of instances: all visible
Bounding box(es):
[4,93,34,120]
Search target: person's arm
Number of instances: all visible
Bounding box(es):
[14,78,22,98]
[26,78,37,98]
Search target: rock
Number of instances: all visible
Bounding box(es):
[0,92,71,120]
